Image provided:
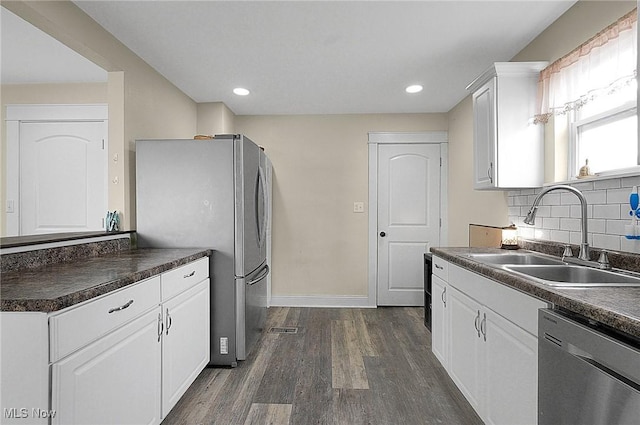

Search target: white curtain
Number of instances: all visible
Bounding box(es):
[535,9,637,124]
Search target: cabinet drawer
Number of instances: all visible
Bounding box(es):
[161,258,209,301]
[432,256,449,281]
[49,276,161,362]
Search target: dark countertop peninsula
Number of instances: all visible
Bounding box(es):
[431,246,640,341]
[1,248,211,313]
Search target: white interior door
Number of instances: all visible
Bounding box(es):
[20,121,107,235]
[377,143,441,305]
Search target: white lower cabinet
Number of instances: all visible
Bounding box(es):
[448,286,483,413]
[431,275,448,368]
[47,258,210,424]
[483,308,538,425]
[434,256,548,425]
[51,309,162,425]
[161,279,210,417]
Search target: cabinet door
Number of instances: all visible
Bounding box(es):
[448,286,483,412]
[161,279,210,418]
[483,309,538,425]
[51,309,162,425]
[431,275,448,368]
[472,78,496,189]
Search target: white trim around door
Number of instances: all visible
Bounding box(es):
[367,132,448,307]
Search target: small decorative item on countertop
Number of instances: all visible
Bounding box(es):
[106,210,120,232]
[625,186,640,240]
[577,158,593,179]
[194,134,214,139]
[501,224,519,249]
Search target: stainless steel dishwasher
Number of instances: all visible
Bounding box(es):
[538,309,640,425]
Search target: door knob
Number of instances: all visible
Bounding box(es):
[380,232,386,237]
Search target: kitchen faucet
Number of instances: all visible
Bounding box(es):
[524,185,590,261]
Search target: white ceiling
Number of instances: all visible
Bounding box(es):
[4,1,577,115]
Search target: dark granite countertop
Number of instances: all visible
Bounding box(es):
[431,247,640,341]
[1,248,211,313]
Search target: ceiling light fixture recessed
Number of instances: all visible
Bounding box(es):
[233,87,250,96]
[405,84,423,94]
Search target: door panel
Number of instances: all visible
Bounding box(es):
[20,121,107,235]
[236,136,265,277]
[377,143,441,305]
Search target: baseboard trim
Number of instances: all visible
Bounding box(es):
[269,295,374,308]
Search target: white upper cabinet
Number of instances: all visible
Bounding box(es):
[467,62,548,189]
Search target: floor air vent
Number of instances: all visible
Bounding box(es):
[269,327,298,334]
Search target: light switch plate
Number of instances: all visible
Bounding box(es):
[353,202,365,213]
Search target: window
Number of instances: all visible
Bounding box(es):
[571,82,638,176]
[536,9,638,178]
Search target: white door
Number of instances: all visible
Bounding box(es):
[19,121,107,235]
[377,143,441,305]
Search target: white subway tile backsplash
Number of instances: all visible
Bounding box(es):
[542,217,560,230]
[606,219,625,236]
[592,233,621,251]
[621,175,640,188]
[541,193,561,206]
[570,205,592,219]
[594,179,621,190]
[584,190,607,204]
[511,176,638,254]
[559,217,581,232]
[607,188,632,204]
[592,204,621,219]
[588,219,606,233]
[549,230,570,243]
[536,205,551,218]
[550,205,571,217]
[560,192,581,205]
[571,181,594,191]
[620,237,640,254]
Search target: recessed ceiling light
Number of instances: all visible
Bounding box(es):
[405,84,423,94]
[233,87,250,96]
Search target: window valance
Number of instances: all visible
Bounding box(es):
[535,8,637,124]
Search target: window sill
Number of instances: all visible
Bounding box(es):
[545,167,640,186]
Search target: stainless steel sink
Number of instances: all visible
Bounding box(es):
[465,252,566,266]
[503,265,640,287]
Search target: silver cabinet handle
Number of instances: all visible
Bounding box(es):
[474,310,481,337]
[108,299,133,314]
[441,287,447,308]
[165,308,172,335]
[157,312,164,342]
[480,313,487,342]
[183,270,196,278]
[435,264,443,270]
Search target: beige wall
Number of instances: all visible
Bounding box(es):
[3,0,198,230]
[197,102,236,136]
[446,97,510,246]
[236,114,447,297]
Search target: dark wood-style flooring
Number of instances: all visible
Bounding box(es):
[161,307,482,425]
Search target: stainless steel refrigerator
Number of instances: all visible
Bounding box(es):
[135,134,270,366]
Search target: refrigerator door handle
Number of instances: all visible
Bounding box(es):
[255,166,268,247]
[247,264,270,285]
